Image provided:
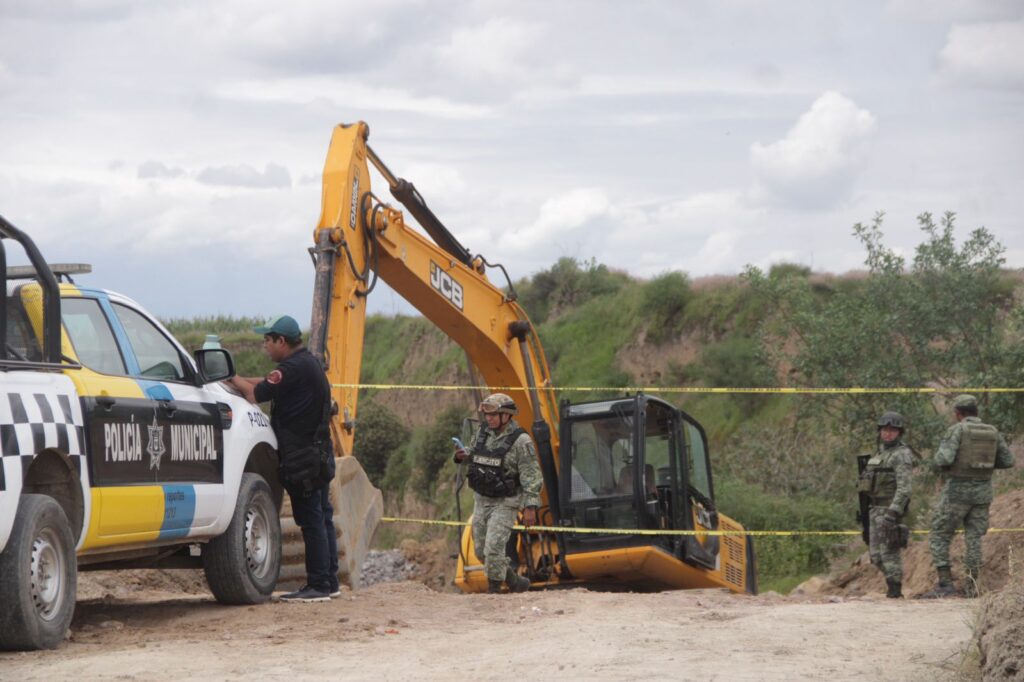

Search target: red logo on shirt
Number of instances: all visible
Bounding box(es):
[267,369,283,385]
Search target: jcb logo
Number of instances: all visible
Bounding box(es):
[349,175,359,230]
[430,261,464,310]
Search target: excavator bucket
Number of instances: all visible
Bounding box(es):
[277,456,383,589]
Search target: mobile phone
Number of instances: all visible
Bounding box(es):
[451,436,466,450]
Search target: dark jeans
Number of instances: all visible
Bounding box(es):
[286,467,339,593]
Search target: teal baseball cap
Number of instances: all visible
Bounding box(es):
[254,315,301,339]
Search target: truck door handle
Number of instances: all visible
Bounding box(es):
[159,400,177,417]
[96,396,116,411]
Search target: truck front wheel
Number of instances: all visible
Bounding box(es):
[0,494,77,650]
[203,473,281,604]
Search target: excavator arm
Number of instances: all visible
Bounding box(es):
[309,121,562,516]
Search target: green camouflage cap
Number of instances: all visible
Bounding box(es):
[952,394,977,409]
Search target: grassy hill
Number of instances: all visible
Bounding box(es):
[166,214,1024,592]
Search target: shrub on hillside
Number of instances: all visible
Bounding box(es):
[640,271,692,344]
[352,400,410,487]
[412,405,467,497]
[717,478,849,590]
[768,262,811,279]
[516,257,627,324]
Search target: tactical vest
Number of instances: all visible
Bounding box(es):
[949,421,999,479]
[467,427,527,498]
[857,447,903,504]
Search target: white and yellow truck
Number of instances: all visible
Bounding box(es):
[0,216,282,650]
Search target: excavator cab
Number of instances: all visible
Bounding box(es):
[555,394,748,590]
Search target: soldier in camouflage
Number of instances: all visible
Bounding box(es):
[859,411,916,598]
[453,393,543,594]
[922,395,1014,598]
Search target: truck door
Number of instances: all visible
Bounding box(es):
[107,301,224,533]
[61,295,222,547]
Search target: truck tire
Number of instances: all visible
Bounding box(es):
[0,494,77,650]
[203,473,281,605]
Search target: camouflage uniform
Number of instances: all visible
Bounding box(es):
[469,418,543,582]
[928,416,1014,574]
[865,442,915,583]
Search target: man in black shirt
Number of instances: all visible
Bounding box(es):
[230,315,339,603]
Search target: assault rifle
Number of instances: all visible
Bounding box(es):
[855,454,871,545]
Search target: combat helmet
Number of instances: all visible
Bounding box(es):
[877,411,905,431]
[952,394,978,410]
[479,392,518,415]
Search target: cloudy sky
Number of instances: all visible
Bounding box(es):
[1,0,1022,321]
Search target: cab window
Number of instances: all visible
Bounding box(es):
[61,298,126,375]
[4,292,42,362]
[112,303,187,381]
[685,421,712,500]
[568,417,632,501]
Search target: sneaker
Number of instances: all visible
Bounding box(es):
[280,585,331,603]
[329,588,342,599]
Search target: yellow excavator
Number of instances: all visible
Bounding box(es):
[307,121,755,594]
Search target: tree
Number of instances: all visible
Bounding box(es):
[745,211,1022,453]
[413,405,467,497]
[352,400,410,487]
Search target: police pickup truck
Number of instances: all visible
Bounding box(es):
[0,217,281,650]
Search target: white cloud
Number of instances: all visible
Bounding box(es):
[215,76,493,120]
[499,187,610,253]
[692,230,743,274]
[885,0,1021,24]
[749,91,877,209]
[137,160,184,179]
[603,192,765,276]
[400,162,466,198]
[0,0,134,21]
[196,163,291,189]
[434,18,545,81]
[936,21,1024,91]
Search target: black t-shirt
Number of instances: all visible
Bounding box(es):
[254,347,329,448]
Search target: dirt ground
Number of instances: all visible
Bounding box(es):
[0,582,978,681]
[5,493,1022,680]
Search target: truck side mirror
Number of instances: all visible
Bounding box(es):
[194,348,235,384]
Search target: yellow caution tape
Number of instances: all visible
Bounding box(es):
[337,383,1024,395]
[380,516,1024,537]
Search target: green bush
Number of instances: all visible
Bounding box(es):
[639,271,692,344]
[352,400,410,487]
[717,477,849,592]
[517,257,629,324]
[412,405,467,497]
[768,262,811,279]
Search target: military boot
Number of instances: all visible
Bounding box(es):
[919,566,958,599]
[505,567,530,593]
[885,579,902,599]
[963,567,980,599]
[487,579,504,594]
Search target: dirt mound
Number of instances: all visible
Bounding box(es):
[399,537,453,591]
[974,578,1024,680]
[799,488,1024,599]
